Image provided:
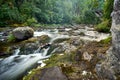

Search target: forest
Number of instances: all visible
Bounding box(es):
[0,0,113,32]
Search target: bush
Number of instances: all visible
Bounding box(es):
[24,18,38,26]
[7,34,16,43]
[95,20,110,33]
[100,36,112,44]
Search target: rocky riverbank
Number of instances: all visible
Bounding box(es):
[23,37,111,80]
[0,25,111,80]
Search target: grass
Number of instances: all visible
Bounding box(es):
[7,34,16,43]
[44,52,76,68]
[95,20,110,33]
[100,36,112,44]
[23,67,41,80]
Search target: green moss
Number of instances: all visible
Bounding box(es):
[23,68,41,80]
[23,52,76,80]
[100,36,112,44]
[7,34,16,43]
[44,52,76,68]
[60,64,75,74]
[53,38,70,43]
[95,20,110,33]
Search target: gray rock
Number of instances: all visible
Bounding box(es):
[39,66,68,80]
[110,0,120,74]
[98,0,120,79]
[12,27,34,40]
[37,35,50,43]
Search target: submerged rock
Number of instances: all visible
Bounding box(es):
[12,27,34,40]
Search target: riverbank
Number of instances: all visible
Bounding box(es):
[0,25,111,80]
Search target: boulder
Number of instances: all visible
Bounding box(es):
[12,27,34,40]
[97,0,120,79]
[39,66,68,80]
[37,35,50,44]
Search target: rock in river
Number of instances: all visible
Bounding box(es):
[39,66,68,80]
[12,27,34,40]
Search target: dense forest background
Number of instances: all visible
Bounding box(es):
[0,0,113,31]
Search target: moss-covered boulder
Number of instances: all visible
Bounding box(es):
[12,27,34,41]
[37,35,50,44]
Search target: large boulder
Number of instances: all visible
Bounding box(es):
[12,27,34,40]
[96,0,120,80]
[39,66,68,80]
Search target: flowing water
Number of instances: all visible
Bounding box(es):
[0,27,110,80]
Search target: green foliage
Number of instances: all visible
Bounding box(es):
[0,0,106,26]
[44,53,75,68]
[103,0,114,20]
[0,0,33,26]
[73,0,103,24]
[80,10,100,24]
[96,0,114,32]
[7,34,16,43]
[23,68,41,80]
[100,36,112,44]
[95,20,110,33]
[24,18,38,26]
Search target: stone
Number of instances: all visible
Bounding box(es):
[97,0,120,79]
[83,52,93,62]
[12,27,34,40]
[39,66,68,80]
[37,35,50,44]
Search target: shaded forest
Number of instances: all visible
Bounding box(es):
[0,0,113,30]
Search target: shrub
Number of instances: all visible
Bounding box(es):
[7,34,16,43]
[100,36,112,44]
[95,20,110,33]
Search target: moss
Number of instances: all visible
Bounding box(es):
[60,64,75,74]
[7,34,16,43]
[23,67,41,80]
[53,38,70,43]
[23,52,76,80]
[44,52,76,68]
[100,36,112,44]
[116,75,120,80]
[0,46,10,53]
[95,20,110,33]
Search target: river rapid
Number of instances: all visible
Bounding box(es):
[0,26,110,80]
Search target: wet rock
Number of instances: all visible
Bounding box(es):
[69,37,84,46]
[12,27,34,40]
[20,43,39,55]
[39,66,68,80]
[37,35,50,43]
[52,37,70,43]
[51,45,65,54]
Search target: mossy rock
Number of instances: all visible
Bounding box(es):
[52,38,70,43]
[37,35,50,44]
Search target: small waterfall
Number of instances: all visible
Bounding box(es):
[0,27,110,80]
[14,48,20,55]
[0,29,70,80]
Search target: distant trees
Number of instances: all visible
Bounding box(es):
[0,0,34,26]
[0,0,106,27]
